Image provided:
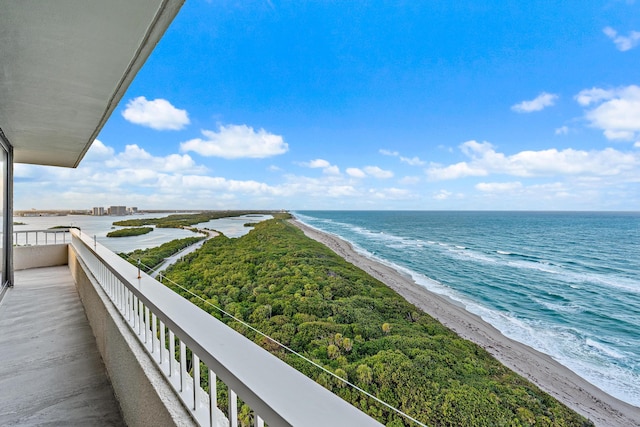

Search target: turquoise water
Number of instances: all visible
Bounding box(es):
[294,211,640,407]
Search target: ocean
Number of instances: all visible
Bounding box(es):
[294,210,640,408]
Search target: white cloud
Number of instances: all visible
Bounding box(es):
[399,176,420,185]
[433,190,452,200]
[400,156,426,166]
[575,88,614,106]
[379,149,399,156]
[306,159,331,168]
[326,185,359,197]
[369,187,412,200]
[180,175,283,195]
[363,166,394,178]
[635,141,640,148]
[555,126,570,135]
[122,96,190,130]
[180,124,288,158]
[281,174,359,199]
[105,144,203,173]
[603,26,640,51]
[84,139,114,161]
[476,181,523,192]
[576,85,640,141]
[426,159,488,181]
[14,163,40,180]
[346,167,366,178]
[300,158,340,175]
[380,149,425,166]
[427,140,639,180]
[511,92,559,113]
[323,165,341,175]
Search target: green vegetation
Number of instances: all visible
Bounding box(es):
[161,218,592,426]
[48,225,71,229]
[121,236,205,270]
[13,221,26,225]
[113,210,284,229]
[107,227,153,237]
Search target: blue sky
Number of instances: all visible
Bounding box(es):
[15,0,640,210]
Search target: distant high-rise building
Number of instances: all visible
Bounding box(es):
[129,207,138,214]
[92,207,105,216]
[108,206,127,216]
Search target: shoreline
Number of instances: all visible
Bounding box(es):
[290,218,640,427]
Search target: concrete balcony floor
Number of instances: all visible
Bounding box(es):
[0,266,124,426]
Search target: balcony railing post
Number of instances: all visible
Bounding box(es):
[209,370,217,427]
[169,330,175,378]
[180,341,186,392]
[152,313,157,356]
[160,321,166,365]
[193,354,200,410]
[138,300,143,335]
[145,307,150,344]
[229,389,238,427]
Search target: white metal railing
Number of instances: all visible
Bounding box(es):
[70,229,381,427]
[12,228,73,246]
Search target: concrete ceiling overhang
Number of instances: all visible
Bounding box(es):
[0,0,184,167]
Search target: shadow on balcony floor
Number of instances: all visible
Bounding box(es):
[0,266,124,426]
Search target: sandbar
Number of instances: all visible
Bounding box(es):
[290,218,640,427]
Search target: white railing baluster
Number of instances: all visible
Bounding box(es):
[193,354,200,410]
[138,300,143,336]
[152,313,157,356]
[169,330,175,378]
[119,279,123,310]
[160,321,165,365]
[130,293,135,325]
[13,229,74,247]
[125,288,130,321]
[135,296,140,331]
[209,370,217,427]
[133,295,138,330]
[229,389,238,427]
[180,341,186,392]
[144,307,150,344]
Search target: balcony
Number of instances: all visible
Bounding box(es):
[0,230,381,426]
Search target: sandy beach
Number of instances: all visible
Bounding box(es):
[291,219,640,427]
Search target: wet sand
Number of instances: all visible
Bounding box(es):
[291,219,640,427]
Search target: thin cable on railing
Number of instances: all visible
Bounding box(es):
[124,254,428,427]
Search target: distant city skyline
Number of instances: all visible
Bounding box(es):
[14,1,640,211]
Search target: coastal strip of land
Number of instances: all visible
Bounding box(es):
[290,219,640,427]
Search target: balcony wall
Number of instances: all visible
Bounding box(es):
[14,244,68,270]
